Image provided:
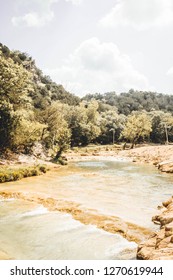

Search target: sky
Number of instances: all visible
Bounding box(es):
[1,0,173,96]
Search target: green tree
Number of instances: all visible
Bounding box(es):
[121,111,152,148]
[39,102,71,158]
[69,100,101,146]
[97,110,126,144]
[149,110,173,144]
[0,55,34,150]
[0,101,14,148]
[0,55,33,109]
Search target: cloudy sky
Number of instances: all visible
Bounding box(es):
[1,0,173,96]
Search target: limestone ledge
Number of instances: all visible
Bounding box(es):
[137,197,173,260]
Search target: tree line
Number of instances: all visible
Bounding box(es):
[1,43,173,160]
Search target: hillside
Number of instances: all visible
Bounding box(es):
[0,43,80,108]
[1,42,173,161]
[83,89,173,116]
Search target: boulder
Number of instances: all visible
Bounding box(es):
[137,197,173,259]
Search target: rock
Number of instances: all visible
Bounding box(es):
[152,215,161,224]
[165,221,173,231]
[137,197,173,260]
[163,197,173,207]
[159,214,173,226]
[158,160,173,173]
[155,229,165,248]
[156,236,172,249]
[137,247,154,260]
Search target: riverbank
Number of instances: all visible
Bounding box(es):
[120,145,173,172]
[0,164,48,183]
[137,197,173,260]
[118,145,173,260]
[0,153,62,183]
[66,144,173,173]
[1,144,173,174]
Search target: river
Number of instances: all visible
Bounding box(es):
[0,158,173,260]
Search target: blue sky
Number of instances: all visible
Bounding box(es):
[1,0,173,96]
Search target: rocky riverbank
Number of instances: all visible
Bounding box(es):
[66,144,173,173]
[120,145,173,173]
[137,197,173,260]
[120,145,173,259]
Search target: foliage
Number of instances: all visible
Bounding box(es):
[149,111,173,143]
[69,100,101,146]
[83,89,173,116]
[2,41,173,158]
[97,110,126,144]
[11,117,46,152]
[39,102,71,158]
[121,111,152,147]
[0,55,33,108]
[0,101,14,148]
[0,165,48,183]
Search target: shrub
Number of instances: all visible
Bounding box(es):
[0,164,48,183]
[38,165,47,173]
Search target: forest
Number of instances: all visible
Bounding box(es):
[1,42,173,160]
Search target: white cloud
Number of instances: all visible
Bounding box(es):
[11,0,82,28]
[100,0,173,30]
[65,0,83,5]
[45,37,151,96]
[12,11,54,27]
[167,67,173,77]
[12,0,58,27]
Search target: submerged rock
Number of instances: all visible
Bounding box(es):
[137,196,173,260]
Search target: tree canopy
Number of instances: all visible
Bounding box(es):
[1,42,173,157]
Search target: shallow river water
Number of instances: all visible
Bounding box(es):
[0,159,173,259]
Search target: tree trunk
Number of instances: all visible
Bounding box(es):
[54,147,63,160]
[123,142,127,150]
[130,140,135,149]
[165,124,169,145]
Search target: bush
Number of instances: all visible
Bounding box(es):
[38,165,47,173]
[58,157,68,165]
[0,164,48,183]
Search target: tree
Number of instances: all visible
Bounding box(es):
[0,101,14,149]
[39,102,71,159]
[0,55,33,109]
[121,111,152,148]
[149,111,173,144]
[97,110,126,144]
[0,55,34,150]
[69,100,101,146]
